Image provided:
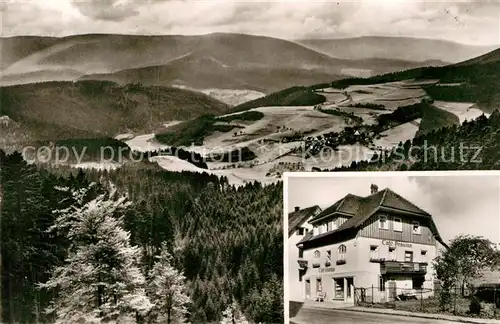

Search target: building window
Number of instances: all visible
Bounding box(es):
[316,278,323,292]
[334,279,344,299]
[413,277,424,290]
[332,221,338,230]
[337,245,347,264]
[412,221,421,234]
[379,215,388,230]
[299,248,304,258]
[313,226,319,236]
[297,228,305,236]
[327,222,332,232]
[393,217,403,232]
[405,251,413,262]
[379,276,385,291]
[421,250,427,262]
[388,247,396,261]
[314,250,320,258]
[326,250,332,261]
[370,246,378,260]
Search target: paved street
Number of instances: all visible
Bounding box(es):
[290,308,463,324]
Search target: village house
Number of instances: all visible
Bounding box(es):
[289,184,448,305]
[288,205,322,302]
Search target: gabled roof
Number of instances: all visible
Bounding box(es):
[288,205,321,237]
[300,188,445,246]
[310,193,363,223]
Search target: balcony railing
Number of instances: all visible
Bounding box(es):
[380,261,427,275]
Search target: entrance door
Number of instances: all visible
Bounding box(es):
[346,278,354,303]
[388,281,397,301]
[305,279,311,300]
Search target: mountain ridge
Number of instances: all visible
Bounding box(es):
[296,36,497,63]
[1,33,464,92]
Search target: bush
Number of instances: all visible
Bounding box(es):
[469,297,482,315]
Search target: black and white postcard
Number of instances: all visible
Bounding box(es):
[1,1,499,323]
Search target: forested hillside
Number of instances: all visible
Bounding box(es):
[1,154,283,323]
[328,55,500,113]
[0,80,230,146]
[326,110,500,172]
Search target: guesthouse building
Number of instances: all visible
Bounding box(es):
[290,184,447,304]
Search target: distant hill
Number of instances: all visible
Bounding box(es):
[454,48,500,66]
[1,33,465,93]
[325,47,500,113]
[296,36,497,63]
[231,86,326,112]
[1,33,347,92]
[0,80,230,147]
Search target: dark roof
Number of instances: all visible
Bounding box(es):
[310,194,363,222]
[300,188,443,245]
[288,205,321,237]
[311,189,430,225]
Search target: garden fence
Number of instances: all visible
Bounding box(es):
[354,284,500,318]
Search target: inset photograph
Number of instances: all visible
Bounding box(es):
[285,172,500,324]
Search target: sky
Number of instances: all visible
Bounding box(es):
[1,0,499,46]
[286,173,500,245]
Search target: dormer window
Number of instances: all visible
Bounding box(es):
[379,215,388,230]
[412,221,421,234]
[332,222,338,230]
[314,250,320,258]
[297,228,305,236]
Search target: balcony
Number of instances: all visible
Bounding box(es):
[336,259,346,265]
[370,257,386,263]
[380,261,427,275]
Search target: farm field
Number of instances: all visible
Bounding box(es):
[433,101,488,123]
[374,119,422,150]
[119,79,485,184]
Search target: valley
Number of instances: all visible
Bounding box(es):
[1,34,498,185]
[118,78,488,185]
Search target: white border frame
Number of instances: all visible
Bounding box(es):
[283,170,500,324]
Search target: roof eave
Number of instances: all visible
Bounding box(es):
[309,211,354,224]
[378,205,430,218]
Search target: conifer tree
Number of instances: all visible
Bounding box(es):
[40,185,152,323]
[146,242,190,324]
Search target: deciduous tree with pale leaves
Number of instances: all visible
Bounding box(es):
[40,184,152,324]
[220,302,248,324]
[146,242,190,324]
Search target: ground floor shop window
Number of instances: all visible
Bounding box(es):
[334,278,344,299]
[412,277,425,290]
[316,278,323,292]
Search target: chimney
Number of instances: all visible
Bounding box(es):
[294,206,300,212]
[371,184,379,194]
